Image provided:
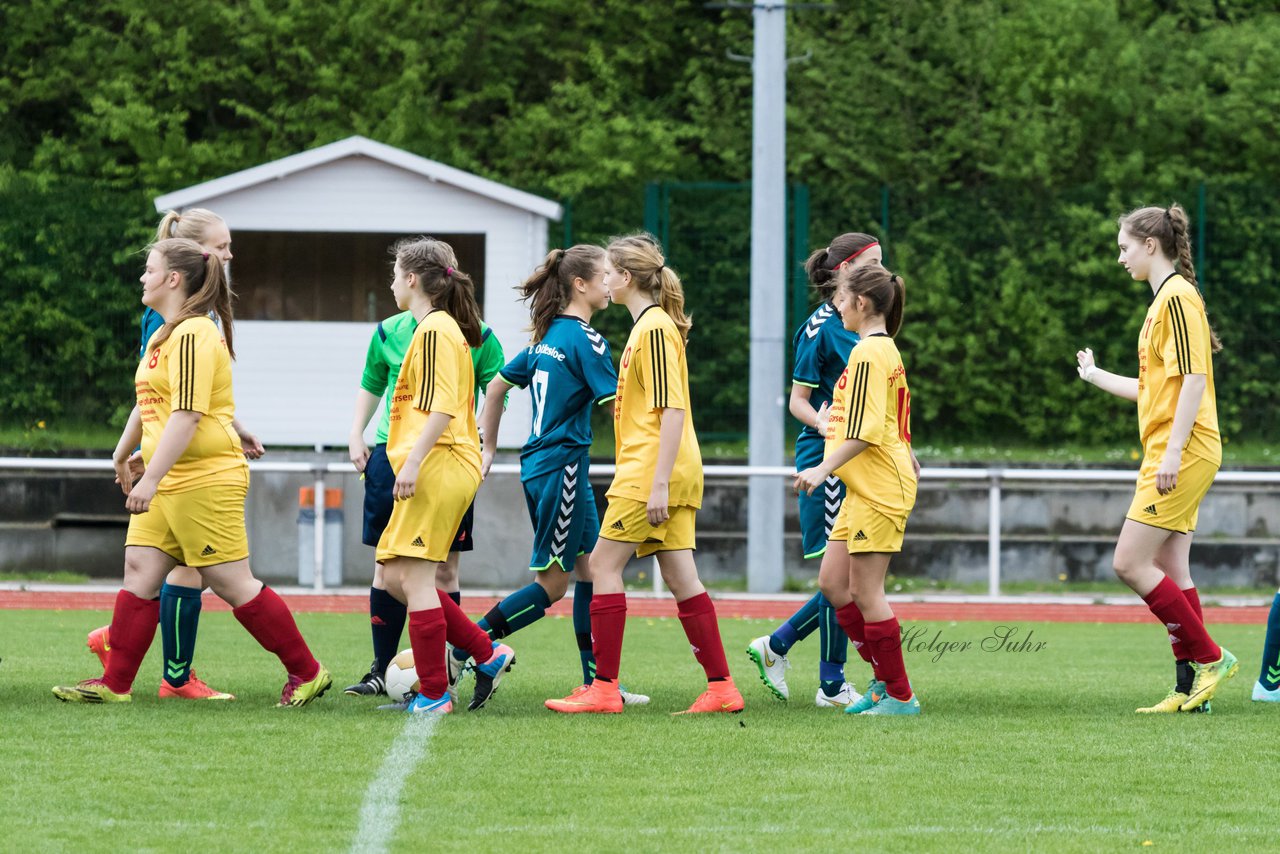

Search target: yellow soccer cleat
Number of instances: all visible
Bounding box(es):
[53,678,131,704]
[1181,648,1239,712]
[277,664,332,708]
[1136,690,1189,714]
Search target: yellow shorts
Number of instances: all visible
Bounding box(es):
[599,498,696,557]
[124,471,250,567]
[830,491,908,554]
[1126,452,1218,534]
[376,449,480,564]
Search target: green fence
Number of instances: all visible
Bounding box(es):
[3,173,1277,452]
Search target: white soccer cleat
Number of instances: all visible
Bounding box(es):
[620,687,651,706]
[446,643,469,704]
[1252,680,1280,703]
[815,682,862,709]
[746,635,791,701]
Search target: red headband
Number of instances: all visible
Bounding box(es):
[832,241,879,268]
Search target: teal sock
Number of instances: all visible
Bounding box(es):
[1260,593,1280,690]
[573,581,595,684]
[159,583,202,687]
[480,582,552,641]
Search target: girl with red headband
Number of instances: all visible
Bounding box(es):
[748,232,902,711]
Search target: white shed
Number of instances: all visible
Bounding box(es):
[153,135,561,448]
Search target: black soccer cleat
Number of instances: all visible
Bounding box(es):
[467,643,516,711]
[344,660,386,697]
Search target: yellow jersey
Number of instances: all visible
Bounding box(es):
[135,317,246,493]
[1136,273,1221,464]
[825,334,916,519]
[608,305,703,508]
[386,309,482,476]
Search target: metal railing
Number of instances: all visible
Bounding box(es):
[4,457,1279,596]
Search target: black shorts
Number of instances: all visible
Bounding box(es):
[362,444,474,552]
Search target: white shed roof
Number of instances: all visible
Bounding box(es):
[153,135,563,221]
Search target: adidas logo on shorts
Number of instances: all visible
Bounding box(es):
[1143,504,1157,515]
[610,520,626,532]
[200,545,216,557]
[852,530,868,541]
[411,536,425,547]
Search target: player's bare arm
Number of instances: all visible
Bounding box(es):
[1076,347,1139,401]
[126,409,202,514]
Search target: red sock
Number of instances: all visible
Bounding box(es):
[102,590,159,694]
[864,617,911,701]
[1170,586,1203,660]
[232,586,320,680]
[407,608,447,699]
[834,602,875,667]
[1143,577,1220,664]
[436,589,492,662]
[676,592,730,681]
[590,592,627,682]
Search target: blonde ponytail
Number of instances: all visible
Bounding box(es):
[606,232,692,341]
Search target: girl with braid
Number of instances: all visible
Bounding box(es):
[1077,203,1236,713]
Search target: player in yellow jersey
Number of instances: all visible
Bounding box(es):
[53,238,330,707]
[796,265,921,715]
[1077,203,1236,713]
[546,234,744,715]
[86,208,262,701]
[374,237,515,715]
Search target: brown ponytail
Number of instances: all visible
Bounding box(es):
[147,238,236,358]
[606,233,692,341]
[392,237,482,347]
[804,232,878,301]
[520,245,606,342]
[838,265,905,337]
[1119,203,1222,352]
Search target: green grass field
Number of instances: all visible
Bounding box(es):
[3,609,1276,852]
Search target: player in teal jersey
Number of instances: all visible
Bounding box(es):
[462,245,648,709]
[345,307,504,697]
[747,232,884,710]
[86,208,261,701]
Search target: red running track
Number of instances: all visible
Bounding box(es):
[0,590,1268,624]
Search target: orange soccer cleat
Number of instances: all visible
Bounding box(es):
[86,626,111,669]
[159,670,235,701]
[674,678,745,715]
[544,680,624,714]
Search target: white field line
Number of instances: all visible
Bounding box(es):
[350,715,438,854]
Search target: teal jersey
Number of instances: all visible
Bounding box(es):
[792,301,859,441]
[499,315,616,479]
[360,312,502,444]
[140,308,165,358]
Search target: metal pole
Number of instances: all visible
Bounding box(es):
[987,471,1001,598]
[313,453,326,592]
[747,0,788,593]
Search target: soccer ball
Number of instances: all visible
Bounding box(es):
[384,649,419,701]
